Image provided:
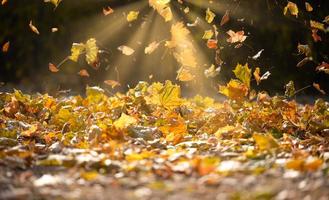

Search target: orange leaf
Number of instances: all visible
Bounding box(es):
[48,63,59,73]
[313,83,326,95]
[78,69,90,77]
[2,41,10,52]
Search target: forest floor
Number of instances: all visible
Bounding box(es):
[1,82,329,200]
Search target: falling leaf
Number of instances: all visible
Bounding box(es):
[1,0,7,5]
[297,44,311,57]
[313,83,326,95]
[311,29,322,42]
[310,20,325,31]
[104,80,121,88]
[103,6,114,16]
[29,20,40,35]
[145,41,160,54]
[205,8,216,23]
[204,64,220,78]
[284,81,295,98]
[173,49,197,68]
[118,45,135,56]
[2,41,10,52]
[187,17,200,27]
[226,30,247,43]
[176,67,195,81]
[69,43,85,62]
[78,69,90,77]
[316,62,329,74]
[305,2,313,12]
[85,38,99,66]
[253,133,279,151]
[283,1,298,17]
[48,63,59,73]
[233,63,251,88]
[252,49,264,60]
[296,57,313,68]
[207,39,218,49]
[253,67,261,85]
[202,30,214,40]
[149,0,172,22]
[44,0,61,8]
[127,11,139,22]
[51,27,58,32]
[220,10,230,26]
[323,16,329,24]
[219,79,249,101]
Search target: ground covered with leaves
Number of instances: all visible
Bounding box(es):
[1,81,329,200]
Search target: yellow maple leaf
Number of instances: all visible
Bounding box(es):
[233,63,251,88]
[127,11,139,22]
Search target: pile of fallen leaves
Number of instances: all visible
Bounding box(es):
[1,81,329,199]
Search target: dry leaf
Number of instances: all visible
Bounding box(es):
[104,80,121,88]
[149,0,172,22]
[51,27,58,32]
[44,0,61,8]
[204,64,220,78]
[311,29,322,42]
[205,8,216,23]
[145,41,160,54]
[313,83,326,95]
[118,45,135,56]
[316,62,329,74]
[176,67,194,82]
[226,30,247,43]
[220,10,230,26]
[78,69,90,77]
[29,20,40,35]
[305,2,313,12]
[283,1,298,17]
[310,20,325,31]
[252,49,264,60]
[1,0,7,6]
[127,11,139,22]
[2,41,10,52]
[103,6,114,16]
[202,30,214,40]
[48,63,59,73]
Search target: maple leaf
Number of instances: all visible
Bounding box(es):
[113,113,137,130]
[233,63,251,88]
[85,38,99,66]
[147,81,182,109]
[253,133,279,151]
[219,79,249,101]
[69,42,85,62]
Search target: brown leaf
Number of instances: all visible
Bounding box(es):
[104,80,121,88]
[103,6,114,16]
[48,63,59,73]
[78,69,90,77]
[220,10,230,26]
[29,20,40,35]
[2,41,10,52]
[311,29,322,42]
[316,62,329,74]
[313,83,326,95]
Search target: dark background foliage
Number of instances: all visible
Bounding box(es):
[0,0,328,98]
